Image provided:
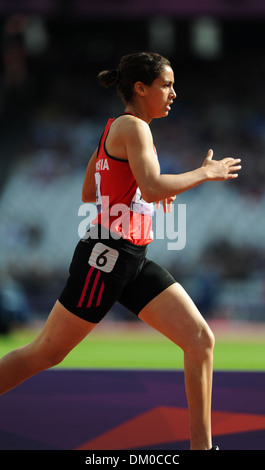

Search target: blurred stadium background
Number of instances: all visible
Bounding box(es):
[0,0,265,345]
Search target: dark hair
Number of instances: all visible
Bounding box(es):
[98,52,171,103]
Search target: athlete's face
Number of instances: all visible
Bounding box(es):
[144,66,177,119]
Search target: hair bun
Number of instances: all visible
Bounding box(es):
[98,68,120,88]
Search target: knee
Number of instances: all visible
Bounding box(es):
[202,325,215,352]
[187,324,215,361]
[42,350,68,369]
[29,341,69,371]
[40,344,71,369]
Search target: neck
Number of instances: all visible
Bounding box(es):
[124,103,152,124]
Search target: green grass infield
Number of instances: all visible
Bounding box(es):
[0,322,264,371]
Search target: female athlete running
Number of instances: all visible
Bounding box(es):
[0,52,241,450]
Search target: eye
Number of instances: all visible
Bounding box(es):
[163,82,174,88]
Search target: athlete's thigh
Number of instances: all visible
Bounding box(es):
[118,258,175,316]
[138,282,212,352]
[31,300,96,359]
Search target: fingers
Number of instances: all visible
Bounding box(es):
[163,196,176,212]
[225,158,242,178]
[164,200,172,213]
[227,158,241,170]
[223,157,241,165]
[156,196,176,213]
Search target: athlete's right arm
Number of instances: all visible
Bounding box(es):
[82,148,97,202]
[125,119,241,203]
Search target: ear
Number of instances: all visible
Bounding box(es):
[134,81,146,97]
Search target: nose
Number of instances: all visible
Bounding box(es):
[172,87,177,99]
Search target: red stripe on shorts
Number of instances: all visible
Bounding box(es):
[87,269,101,308]
[96,281,105,307]
[77,266,94,307]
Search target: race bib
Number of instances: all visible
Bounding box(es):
[88,243,119,273]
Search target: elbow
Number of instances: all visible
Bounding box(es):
[139,177,162,203]
[82,190,88,202]
[82,191,95,203]
[82,184,96,202]
[143,194,155,204]
[140,188,158,204]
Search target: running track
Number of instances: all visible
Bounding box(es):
[0,370,264,450]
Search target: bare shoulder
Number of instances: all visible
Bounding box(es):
[106,114,154,161]
[120,115,153,151]
[113,114,153,146]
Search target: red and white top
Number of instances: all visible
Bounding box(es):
[92,115,154,245]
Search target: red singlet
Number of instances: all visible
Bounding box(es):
[92,115,155,245]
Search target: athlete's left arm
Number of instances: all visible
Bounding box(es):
[82,148,97,202]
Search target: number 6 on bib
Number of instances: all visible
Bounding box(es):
[89,243,119,273]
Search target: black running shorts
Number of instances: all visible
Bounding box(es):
[59,226,176,323]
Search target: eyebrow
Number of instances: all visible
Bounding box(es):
[163,80,174,85]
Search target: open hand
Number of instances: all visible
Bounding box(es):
[202,149,242,181]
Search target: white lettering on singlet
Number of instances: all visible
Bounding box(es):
[96,159,109,171]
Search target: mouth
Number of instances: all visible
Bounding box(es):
[166,102,173,110]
